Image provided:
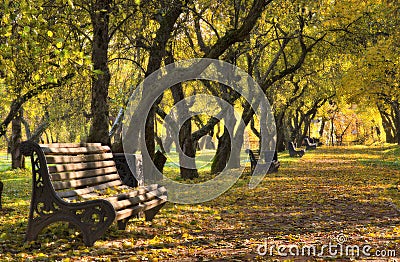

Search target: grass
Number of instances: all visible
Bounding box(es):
[0,151,11,172]
[356,144,400,170]
[0,145,399,261]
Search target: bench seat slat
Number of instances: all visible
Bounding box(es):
[104,184,162,202]
[48,160,116,173]
[46,153,114,164]
[63,184,160,201]
[57,179,123,198]
[107,187,168,210]
[142,196,167,211]
[115,196,167,221]
[116,205,144,220]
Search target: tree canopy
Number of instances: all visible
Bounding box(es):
[0,0,399,174]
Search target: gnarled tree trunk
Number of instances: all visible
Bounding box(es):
[11,108,24,169]
[377,103,396,143]
[211,127,231,174]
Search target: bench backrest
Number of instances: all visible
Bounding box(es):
[288,142,295,151]
[246,149,259,163]
[41,143,124,200]
[304,138,314,146]
[247,149,277,162]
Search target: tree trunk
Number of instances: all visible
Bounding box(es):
[139,3,184,182]
[170,82,198,179]
[378,104,396,143]
[319,119,325,137]
[299,117,311,145]
[230,123,245,168]
[211,104,239,173]
[391,101,400,145]
[383,117,396,143]
[11,109,24,169]
[275,112,286,152]
[143,2,184,161]
[179,120,198,179]
[111,123,124,153]
[330,117,335,146]
[211,127,231,174]
[0,181,3,210]
[87,0,111,145]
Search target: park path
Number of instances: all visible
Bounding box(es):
[139,146,400,261]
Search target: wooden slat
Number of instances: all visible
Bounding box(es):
[63,193,99,202]
[48,160,116,173]
[142,196,167,211]
[108,187,167,210]
[52,173,121,190]
[57,179,123,198]
[40,143,102,148]
[41,146,110,155]
[116,205,144,220]
[105,185,166,204]
[62,184,165,202]
[50,166,118,181]
[46,153,114,164]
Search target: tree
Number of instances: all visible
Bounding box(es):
[333,1,400,144]
[146,0,272,178]
[0,1,77,142]
[87,0,112,145]
[175,0,273,178]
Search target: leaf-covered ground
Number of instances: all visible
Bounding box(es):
[0,145,399,261]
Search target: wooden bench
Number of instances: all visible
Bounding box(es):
[288,142,305,157]
[246,149,280,174]
[304,138,317,150]
[20,141,167,246]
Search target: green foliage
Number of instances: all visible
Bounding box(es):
[0,0,397,147]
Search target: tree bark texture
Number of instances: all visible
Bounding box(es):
[170,80,199,179]
[377,103,396,143]
[87,0,112,145]
[211,127,231,174]
[11,109,24,169]
[144,1,184,161]
[0,181,3,210]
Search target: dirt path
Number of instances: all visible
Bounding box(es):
[136,146,400,261]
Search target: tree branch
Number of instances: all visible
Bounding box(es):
[0,73,74,138]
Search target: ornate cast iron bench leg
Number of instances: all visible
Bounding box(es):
[25,199,115,246]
